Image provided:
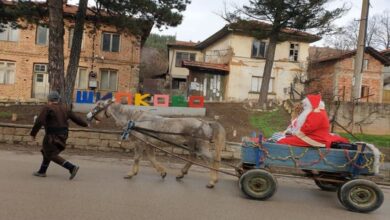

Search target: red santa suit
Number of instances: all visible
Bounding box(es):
[277,94,348,148]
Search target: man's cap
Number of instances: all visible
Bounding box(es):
[48,91,61,102]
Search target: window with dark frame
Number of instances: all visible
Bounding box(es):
[289,43,299,61]
[36,26,49,45]
[361,85,369,98]
[250,76,273,93]
[251,40,267,58]
[175,52,196,67]
[172,78,186,89]
[102,32,120,52]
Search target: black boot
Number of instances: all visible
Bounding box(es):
[33,157,50,177]
[62,161,79,180]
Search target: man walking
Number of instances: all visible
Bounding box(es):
[30,91,88,180]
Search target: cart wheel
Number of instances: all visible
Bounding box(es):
[314,179,339,192]
[338,179,384,213]
[239,169,277,200]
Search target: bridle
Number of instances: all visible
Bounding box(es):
[87,100,114,122]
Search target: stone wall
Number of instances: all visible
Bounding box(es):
[0,123,241,160]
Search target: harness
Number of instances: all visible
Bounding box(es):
[88,101,113,122]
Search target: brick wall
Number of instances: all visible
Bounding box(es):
[0,123,240,160]
[307,53,384,103]
[0,20,140,100]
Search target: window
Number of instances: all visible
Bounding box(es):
[175,52,196,67]
[250,76,273,93]
[361,85,369,98]
[36,26,49,45]
[172,78,186,90]
[289,43,299,61]
[76,68,88,89]
[0,61,16,84]
[0,24,19,42]
[102,32,120,52]
[252,40,267,58]
[68,28,84,49]
[34,64,47,72]
[100,69,118,91]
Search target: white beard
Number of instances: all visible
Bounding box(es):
[291,98,312,135]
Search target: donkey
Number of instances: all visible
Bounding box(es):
[86,99,226,188]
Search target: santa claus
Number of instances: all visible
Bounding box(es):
[277,94,348,148]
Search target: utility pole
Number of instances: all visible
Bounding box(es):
[351,0,370,101]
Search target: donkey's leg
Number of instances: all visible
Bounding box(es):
[205,143,222,189]
[176,152,196,180]
[124,146,143,179]
[145,146,167,179]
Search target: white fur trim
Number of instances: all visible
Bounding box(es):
[365,143,382,174]
[292,98,312,134]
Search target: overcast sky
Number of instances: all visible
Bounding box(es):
[149,0,390,46]
[67,0,390,46]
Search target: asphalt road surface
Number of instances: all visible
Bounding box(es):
[0,149,389,220]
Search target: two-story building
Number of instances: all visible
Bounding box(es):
[306,47,390,103]
[167,22,320,102]
[0,3,140,101]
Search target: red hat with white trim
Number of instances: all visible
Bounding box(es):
[306,94,321,110]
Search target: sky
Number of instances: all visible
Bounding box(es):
[67,0,390,46]
[149,0,390,46]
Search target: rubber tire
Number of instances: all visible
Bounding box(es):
[338,179,384,213]
[239,169,277,200]
[314,179,339,192]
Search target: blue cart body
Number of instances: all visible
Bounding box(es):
[241,141,376,176]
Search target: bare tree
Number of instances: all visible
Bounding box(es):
[325,11,390,50]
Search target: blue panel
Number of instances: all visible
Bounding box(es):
[76,90,94,103]
[241,142,375,175]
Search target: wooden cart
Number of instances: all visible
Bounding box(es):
[238,141,384,213]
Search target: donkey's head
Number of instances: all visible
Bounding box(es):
[86,98,114,122]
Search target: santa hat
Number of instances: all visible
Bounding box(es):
[291,94,322,134]
[306,94,322,112]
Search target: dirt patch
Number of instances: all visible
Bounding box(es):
[0,103,258,142]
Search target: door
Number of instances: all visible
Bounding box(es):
[33,64,49,99]
[188,71,226,101]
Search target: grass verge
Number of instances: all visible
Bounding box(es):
[249,108,290,138]
[340,133,390,148]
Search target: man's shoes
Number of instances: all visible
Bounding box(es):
[69,166,79,180]
[33,172,47,177]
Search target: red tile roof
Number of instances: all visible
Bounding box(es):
[182,60,229,72]
[312,47,390,65]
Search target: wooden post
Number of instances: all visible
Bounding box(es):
[351,0,370,101]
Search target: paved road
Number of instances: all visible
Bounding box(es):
[0,149,389,220]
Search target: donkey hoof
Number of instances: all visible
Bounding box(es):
[176,175,184,180]
[161,172,167,179]
[206,183,215,189]
[123,174,134,179]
